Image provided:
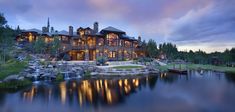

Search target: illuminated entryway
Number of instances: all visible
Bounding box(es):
[69,50,85,60]
[89,50,96,60]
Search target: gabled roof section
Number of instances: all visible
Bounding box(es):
[23,28,42,34]
[58,30,69,36]
[121,34,137,41]
[101,26,126,34]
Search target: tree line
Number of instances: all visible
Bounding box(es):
[144,39,235,65]
[0,13,19,64]
[0,13,61,63]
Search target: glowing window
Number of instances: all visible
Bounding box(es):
[107,33,118,46]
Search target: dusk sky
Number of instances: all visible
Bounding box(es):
[0,0,234,53]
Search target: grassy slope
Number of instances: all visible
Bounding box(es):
[0,60,28,80]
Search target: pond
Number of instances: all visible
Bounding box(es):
[0,71,235,112]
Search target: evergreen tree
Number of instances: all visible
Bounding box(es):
[33,36,46,54]
[49,37,61,57]
[0,13,15,63]
[146,39,158,58]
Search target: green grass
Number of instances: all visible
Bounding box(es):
[112,66,143,69]
[0,79,32,89]
[157,63,235,73]
[55,73,64,82]
[187,64,235,73]
[158,65,169,72]
[84,71,92,78]
[0,59,28,80]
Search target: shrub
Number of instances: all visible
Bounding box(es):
[137,57,153,62]
[96,56,107,66]
[0,79,32,89]
[63,54,71,61]
[55,73,64,82]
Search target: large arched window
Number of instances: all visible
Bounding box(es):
[107,33,118,46]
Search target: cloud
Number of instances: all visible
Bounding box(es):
[133,0,235,52]
[0,0,32,13]
[0,0,234,52]
[169,1,235,42]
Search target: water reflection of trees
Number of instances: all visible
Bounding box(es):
[225,72,235,84]
[160,73,179,84]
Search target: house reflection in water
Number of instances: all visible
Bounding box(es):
[21,74,184,107]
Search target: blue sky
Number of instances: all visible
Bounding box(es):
[0,0,234,52]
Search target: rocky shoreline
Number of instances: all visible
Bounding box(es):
[2,56,160,82]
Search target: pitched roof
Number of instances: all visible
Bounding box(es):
[23,28,42,34]
[58,30,69,35]
[121,34,137,41]
[101,26,125,34]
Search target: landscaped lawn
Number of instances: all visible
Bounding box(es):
[112,66,143,69]
[187,64,235,73]
[0,60,28,80]
[157,63,235,73]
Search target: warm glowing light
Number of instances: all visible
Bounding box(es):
[124,79,128,86]
[104,80,108,88]
[132,79,135,83]
[81,80,93,103]
[100,80,103,88]
[104,49,108,53]
[28,33,33,42]
[78,89,83,107]
[118,80,122,87]
[124,85,131,94]
[106,89,112,104]
[72,82,76,88]
[60,82,66,104]
[23,86,36,102]
[134,79,139,87]
[96,80,100,92]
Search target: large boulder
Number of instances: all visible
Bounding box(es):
[4,75,19,82]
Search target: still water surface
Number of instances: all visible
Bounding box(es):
[0,71,235,112]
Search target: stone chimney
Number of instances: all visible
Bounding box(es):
[51,27,54,33]
[42,27,47,33]
[69,26,73,36]
[138,36,141,45]
[93,22,98,33]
